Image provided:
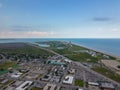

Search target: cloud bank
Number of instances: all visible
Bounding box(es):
[0,31,55,38]
[93,17,111,22]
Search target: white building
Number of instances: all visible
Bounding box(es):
[88,82,99,86]
[64,59,72,63]
[63,75,74,84]
[11,72,22,78]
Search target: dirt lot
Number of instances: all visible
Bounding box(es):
[101,60,120,75]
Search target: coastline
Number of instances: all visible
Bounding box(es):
[71,42,120,60]
[0,38,120,60]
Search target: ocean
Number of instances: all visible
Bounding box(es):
[0,38,120,57]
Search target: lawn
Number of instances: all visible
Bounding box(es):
[31,87,43,90]
[75,79,84,87]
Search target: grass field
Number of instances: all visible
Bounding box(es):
[75,79,84,87]
[0,61,17,69]
[0,61,17,75]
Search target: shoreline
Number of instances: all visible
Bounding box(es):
[0,40,120,60]
[71,42,120,60]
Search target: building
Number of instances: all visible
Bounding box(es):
[88,82,99,86]
[47,60,66,66]
[63,75,74,84]
[16,81,33,90]
[43,84,56,90]
[64,59,72,63]
[26,73,39,79]
[100,82,115,90]
[88,82,100,90]
[68,69,75,74]
[41,75,51,81]
[10,71,23,78]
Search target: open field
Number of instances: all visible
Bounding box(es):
[101,60,120,75]
[101,60,120,71]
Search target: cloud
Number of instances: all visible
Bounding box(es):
[12,25,30,29]
[11,25,53,31]
[0,31,55,38]
[93,17,111,22]
[110,28,120,33]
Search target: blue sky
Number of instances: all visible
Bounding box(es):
[0,0,120,38]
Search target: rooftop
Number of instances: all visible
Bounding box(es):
[63,75,74,84]
[100,82,115,89]
[43,84,56,90]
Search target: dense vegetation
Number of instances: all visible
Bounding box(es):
[0,43,54,60]
[0,43,53,55]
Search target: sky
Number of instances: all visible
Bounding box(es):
[0,0,120,38]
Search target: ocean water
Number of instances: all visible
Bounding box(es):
[0,38,120,57]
